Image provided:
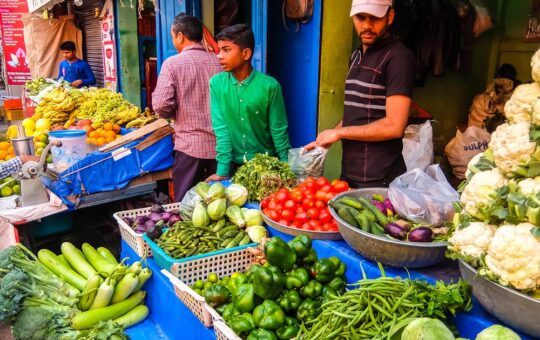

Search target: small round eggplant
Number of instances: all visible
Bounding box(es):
[371,200,387,215]
[384,223,407,240]
[144,219,156,231]
[168,214,181,226]
[161,211,172,223]
[383,198,395,214]
[122,216,134,226]
[134,215,149,225]
[148,212,162,222]
[408,227,433,242]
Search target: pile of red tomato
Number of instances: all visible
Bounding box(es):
[261,177,350,232]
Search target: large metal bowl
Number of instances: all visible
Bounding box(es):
[459,260,540,337]
[261,207,342,240]
[329,188,447,268]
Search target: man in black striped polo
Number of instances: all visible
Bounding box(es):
[306,0,415,188]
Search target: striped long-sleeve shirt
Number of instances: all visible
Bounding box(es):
[0,157,22,180]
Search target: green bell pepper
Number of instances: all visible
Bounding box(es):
[222,303,241,322]
[299,280,323,299]
[285,267,309,289]
[311,258,337,283]
[287,234,312,257]
[326,276,346,292]
[264,237,297,271]
[276,290,302,312]
[276,316,300,339]
[228,273,248,294]
[247,328,277,340]
[300,248,318,265]
[251,265,285,300]
[253,300,286,330]
[296,298,321,322]
[229,313,256,336]
[204,284,230,307]
[322,286,338,302]
[215,303,227,315]
[232,283,257,313]
[328,256,346,277]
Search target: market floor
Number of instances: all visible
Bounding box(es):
[0,321,13,339]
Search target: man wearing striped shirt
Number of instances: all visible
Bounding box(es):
[0,156,39,180]
[306,0,415,188]
[152,14,221,201]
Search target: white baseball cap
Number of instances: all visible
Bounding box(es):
[350,0,392,18]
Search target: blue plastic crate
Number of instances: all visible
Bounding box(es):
[143,230,257,272]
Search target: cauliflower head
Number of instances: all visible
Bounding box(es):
[516,176,540,195]
[448,222,497,259]
[489,122,537,176]
[531,48,540,83]
[532,99,540,126]
[485,223,540,290]
[460,169,508,220]
[504,82,540,124]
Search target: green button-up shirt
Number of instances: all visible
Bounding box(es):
[210,70,291,176]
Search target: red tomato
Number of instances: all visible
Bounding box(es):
[291,192,304,203]
[281,209,295,221]
[261,198,269,209]
[278,219,290,226]
[305,182,317,193]
[315,190,327,202]
[308,219,321,229]
[307,208,320,220]
[316,177,330,189]
[284,199,296,209]
[314,200,326,210]
[291,220,302,229]
[295,206,306,214]
[320,184,333,193]
[325,192,335,202]
[262,208,270,216]
[275,190,289,203]
[302,222,313,230]
[294,211,308,224]
[304,176,316,184]
[268,200,278,210]
[321,222,334,231]
[302,198,315,209]
[319,208,332,224]
[268,210,280,221]
[331,180,349,193]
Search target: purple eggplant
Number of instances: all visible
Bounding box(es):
[168,213,181,226]
[384,223,407,240]
[371,200,387,215]
[148,212,162,222]
[146,224,163,241]
[135,225,146,234]
[122,216,134,226]
[144,219,156,230]
[408,227,433,242]
[394,220,411,232]
[151,204,165,213]
[383,198,395,214]
[161,211,172,223]
[134,215,149,225]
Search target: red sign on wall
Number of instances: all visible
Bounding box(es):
[0,0,32,85]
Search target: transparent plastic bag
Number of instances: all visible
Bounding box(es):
[402,121,434,171]
[288,146,328,181]
[179,186,202,221]
[388,164,459,226]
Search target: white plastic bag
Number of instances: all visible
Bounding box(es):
[388,164,459,226]
[179,186,202,221]
[402,121,434,171]
[288,147,328,181]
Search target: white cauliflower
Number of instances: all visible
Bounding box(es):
[485,223,540,290]
[460,169,508,220]
[464,150,496,178]
[503,82,540,124]
[516,176,540,195]
[532,48,540,83]
[448,222,497,259]
[488,122,536,176]
[532,99,540,125]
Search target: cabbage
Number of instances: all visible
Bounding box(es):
[192,202,210,227]
[207,198,227,221]
[226,184,248,206]
[241,208,263,227]
[475,325,521,340]
[401,318,455,340]
[246,226,267,243]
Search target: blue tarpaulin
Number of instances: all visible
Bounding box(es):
[43,134,173,209]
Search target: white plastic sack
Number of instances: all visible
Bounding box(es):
[402,121,434,171]
[444,126,491,180]
[0,222,17,250]
[288,147,328,181]
[388,164,459,226]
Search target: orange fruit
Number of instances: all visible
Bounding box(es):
[96,137,106,146]
[105,130,116,139]
[86,137,95,144]
[0,150,6,160]
[105,136,114,143]
[0,142,10,151]
[103,122,114,131]
[113,124,120,133]
[7,146,14,155]
[96,128,105,137]
[89,131,98,139]
[5,155,14,160]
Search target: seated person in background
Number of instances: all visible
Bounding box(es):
[57,41,96,88]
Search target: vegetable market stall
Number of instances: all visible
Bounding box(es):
[120,228,531,340]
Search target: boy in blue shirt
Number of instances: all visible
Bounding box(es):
[57,41,96,88]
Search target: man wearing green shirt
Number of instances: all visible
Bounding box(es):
[206,24,291,181]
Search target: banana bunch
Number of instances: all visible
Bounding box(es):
[125,115,157,129]
[25,77,49,96]
[112,106,141,125]
[34,87,82,125]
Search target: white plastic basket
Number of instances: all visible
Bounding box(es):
[161,246,257,327]
[205,304,241,340]
[113,202,182,257]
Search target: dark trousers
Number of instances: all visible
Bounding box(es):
[342,156,407,189]
[172,151,217,202]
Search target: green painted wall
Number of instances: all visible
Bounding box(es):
[318,0,353,180]
[117,3,142,107]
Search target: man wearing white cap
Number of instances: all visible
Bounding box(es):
[305,0,415,188]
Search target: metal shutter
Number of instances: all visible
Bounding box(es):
[74,0,104,87]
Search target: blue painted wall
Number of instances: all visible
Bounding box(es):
[267,1,321,148]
